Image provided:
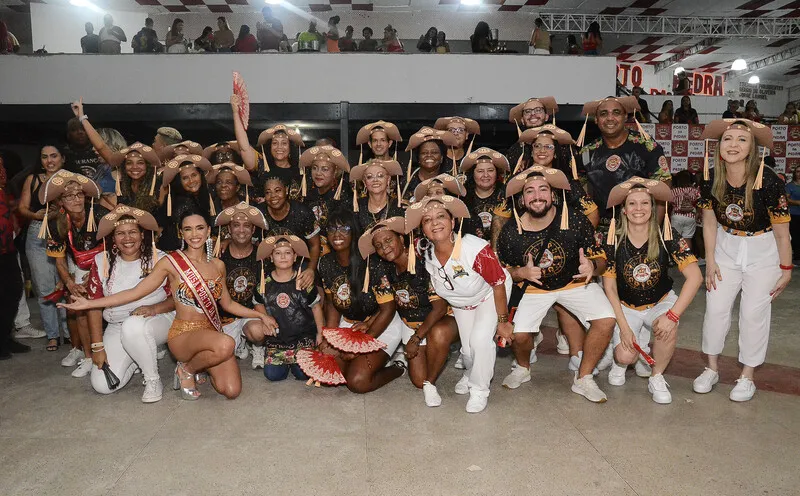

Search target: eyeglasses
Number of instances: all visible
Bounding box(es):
[62,193,85,202]
[437,266,454,291]
[533,144,555,151]
[448,127,466,135]
[365,172,386,181]
[327,225,352,234]
[523,108,546,116]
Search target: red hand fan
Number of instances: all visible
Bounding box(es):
[295,349,346,385]
[633,342,656,366]
[43,288,66,303]
[233,71,250,130]
[322,327,387,354]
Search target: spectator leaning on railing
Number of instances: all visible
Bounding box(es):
[359,27,377,52]
[674,96,700,125]
[658,100,674,124]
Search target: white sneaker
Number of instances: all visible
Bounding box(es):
[502,365,531,389]
[142,377,163,403]
[729,377,756,402]
[392,348,407,369]
[692,367,719,394]
[466,391,489,413]
[635,359,652,378]
[235,341,249,360]
[568,351,599,376]
[571,372,608,403]
[648,374,672,404]
[15,325,46,339]
[156,346,168,360]
[422,381,442,407]
[454,373,470,395]
[555,329,569,355]
[596,351,614,372]
[607,362,627,386]
[71,358,93,378]
[453,354,465,370]
[61,347,83,367]
[251,345,265,370]
[529,332,544,364]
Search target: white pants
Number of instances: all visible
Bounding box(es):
[90,312,174,394]
[612,291,678,351]
[451,277,512,394]
[223,318,256,353]
[671,214,697,239]
[513,283,615,334]
[338,313,403,357]
[702,228,781,367]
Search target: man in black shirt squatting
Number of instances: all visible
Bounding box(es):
[496,167,615,403]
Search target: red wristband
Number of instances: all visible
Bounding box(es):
[779,264,793,271]
[666,309,680,323]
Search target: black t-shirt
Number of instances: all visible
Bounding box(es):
[462,185,506,241]
[375,257,440,326]
[354,197,405,234]
[318,252,384,322]
[581,131,671,219]
[604,231,696,308]
[81,34,100,53]
[254,275,319,346]
[261,199,319,240]
[256,164,303,201]
[697,168,790,233]
[220,245,259,320]
[303,184,353,250]
[497,208,605,292]
[64,145,104,182]
[256,17,283,50]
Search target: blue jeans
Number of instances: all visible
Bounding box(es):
[264,363,307,382]
[25,221,65,340]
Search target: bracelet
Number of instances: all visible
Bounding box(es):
[780,264,793,271]
[497,314,509,323]
[79,114,89,122]
[90,342,104,350]
[666,309,680,323]
[410,334,421,343]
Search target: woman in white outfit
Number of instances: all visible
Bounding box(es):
[406,195,512,413]
[86,205,175,402]
[694,119,792,402]
[602,178,702,404]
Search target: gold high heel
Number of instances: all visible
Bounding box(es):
[173,362,200,400]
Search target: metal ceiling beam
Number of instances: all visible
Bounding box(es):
[653,37,718,73]
[541,13,800,38]
[723,45,800,80]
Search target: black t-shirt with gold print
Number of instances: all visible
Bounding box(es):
[374,256,440,327]
[497,207,605,292]
[462,185,507,241]
[354,198,405,235]
[303,184,353,253]
[219,245,259,322]
[697,168,790,234]
[261,199,320,240]
[318,252,385,322]
[603,230,696,308]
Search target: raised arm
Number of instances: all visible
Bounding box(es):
[71,98,122,167]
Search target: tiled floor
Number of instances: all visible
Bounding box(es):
[2,269,799,496]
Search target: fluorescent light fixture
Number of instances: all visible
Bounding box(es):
[732,59,747,71]
[674,66,685,75]
[460,0,481,5]
[748,75,760,84]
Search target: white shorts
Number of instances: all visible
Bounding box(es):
[670,214,697,239]
[223,318,256,351]
[612,290,678,350]
[338,313,404,356]
[513,283,615,334]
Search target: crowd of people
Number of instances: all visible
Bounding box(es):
[0,92,791,416]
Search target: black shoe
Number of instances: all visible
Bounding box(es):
[0,349,11,360]
[7,339,31,354]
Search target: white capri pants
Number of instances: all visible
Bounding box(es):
[451,276,512,395]
[702,228,781,367]
[90,312,175,394]
[513,283,615,334]
[612,291,679,352]
[671,214,697,239]
[223,318,256,353]
[338,313,404,357]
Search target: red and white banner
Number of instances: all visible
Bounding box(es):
[627,123,800,176]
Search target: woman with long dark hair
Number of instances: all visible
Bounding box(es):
[166,18,188,53]
[60,205,276,401]
[234,25,258,53]
[694,119,792,402]
[154,154,213,251]
[583,21,602,55]
[470,21,492,53]
[317,208,406,392]
[86,206,175,402]
[460,147,509,242]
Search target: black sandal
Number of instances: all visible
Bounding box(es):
[46,339,59,351]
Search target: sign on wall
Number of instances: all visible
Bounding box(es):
[738,82,785,102]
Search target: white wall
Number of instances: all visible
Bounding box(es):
[0,53,616,105]
[30,3,146,54]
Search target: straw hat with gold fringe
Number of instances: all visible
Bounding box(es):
[255,124,305,174]
[508,97,560,136]
[206,162,254,204]
[357,216,406,292]
[578,96,650,148]
[699,118,773,189]
[348,159,404,211]
[405,127,460,184]
[37,170,102,239]
[460,147,510,176]
[95,204,160,278]
[404,195,471,274]
[109,142,162,197]
[161,154,213,217]
[215,202,270,282]
[355,121,403,166]
[504,166,572,233]
[157,140,203,162]
[412,173,465,202]
[299,145,351,201]
[433,116,481,159]
[606,177,674,247]
[255,234,310,294]
[518,124,580,179]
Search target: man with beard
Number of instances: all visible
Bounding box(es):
[496,168,615,403]
[215,203,276,369]
[579,96,671,234]
[506,97,560,171]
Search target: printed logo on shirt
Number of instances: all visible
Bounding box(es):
[538,249,554,269]
[479,211,493,229]
[276,292,291,309]
[606,155,622,172]
[632,263,651,283]
[451,264,468,279]
[396,289,411,305]
[658,155,669,172]
[725,204,744,222]
[312,204,323,221]
[232,275,249,294]
[336,283,351,303]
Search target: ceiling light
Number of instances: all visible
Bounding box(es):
[460,0,481,5]
[732,59,747,71]
[265,0,281,4]
[748,75,760,84]
[674,67,685,75]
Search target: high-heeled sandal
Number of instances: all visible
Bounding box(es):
[173,362,200,401]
